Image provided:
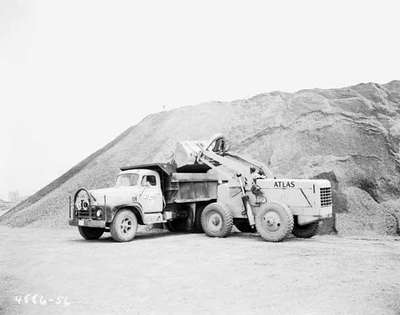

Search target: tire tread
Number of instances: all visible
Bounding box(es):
[201,203,233,237]
[255,203,294,242]
[110,209,138,242]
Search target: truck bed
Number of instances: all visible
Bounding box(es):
[165,172,219,204]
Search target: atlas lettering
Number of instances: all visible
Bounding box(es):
[274,181,295,188]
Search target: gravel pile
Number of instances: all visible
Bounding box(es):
[2,80,400,235]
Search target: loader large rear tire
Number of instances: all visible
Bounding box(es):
[255,203,294,242]
[292,220,319,238]
[201,203,233,238]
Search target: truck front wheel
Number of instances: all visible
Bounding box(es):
[110,209,138,242]
[78,226,105,240]
[255,203,294,242]
[292,220,319,238]
[201,203,233,238]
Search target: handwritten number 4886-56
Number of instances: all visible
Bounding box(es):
[15,294,71,306]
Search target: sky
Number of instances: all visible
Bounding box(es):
[0,0,399,200]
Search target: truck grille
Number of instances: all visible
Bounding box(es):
[320,187,332,207]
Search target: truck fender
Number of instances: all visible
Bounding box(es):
[112,203,144,225]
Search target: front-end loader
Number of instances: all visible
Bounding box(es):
[174,134,332,242]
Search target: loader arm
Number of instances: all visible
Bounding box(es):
[196,135,273,180]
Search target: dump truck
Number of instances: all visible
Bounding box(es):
[69,135,332,242]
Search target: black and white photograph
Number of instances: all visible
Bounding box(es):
[1,1,400,314]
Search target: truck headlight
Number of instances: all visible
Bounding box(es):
[96,209,103,218]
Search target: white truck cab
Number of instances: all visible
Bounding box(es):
[70,169,166,239]
[86,169,164,222]
[114,169,163,215]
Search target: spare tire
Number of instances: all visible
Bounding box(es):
[201,203,233,238]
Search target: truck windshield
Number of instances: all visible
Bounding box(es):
[115,173,139,187]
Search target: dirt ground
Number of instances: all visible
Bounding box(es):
[0,226,399,315]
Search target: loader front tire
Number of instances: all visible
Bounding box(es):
[255,203,294,242]
[292,220,319,238]
[201,203,233,238]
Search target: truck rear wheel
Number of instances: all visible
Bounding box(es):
[193,203,207,233]
[292,220,319,238]
[166,219,189,232]
[78,226,105,240]
[110,209,138,242]
[255,203,294,242]
[201,203,233,238]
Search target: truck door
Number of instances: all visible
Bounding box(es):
[139,173,163,213]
